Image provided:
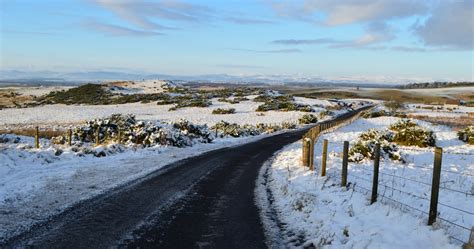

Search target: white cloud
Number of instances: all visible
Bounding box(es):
[269,0,428,26]
[416,0,473,50]
[92,0,210,30]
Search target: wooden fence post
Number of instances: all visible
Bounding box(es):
[371,143,381,204]
[95,127,100,145]
[321,139,328,176]
[35,126,39,149]
[341,141,349,187]
[428,147,443,226]
[68,129,72,146]
[309,138,314,171]
[302,136,309,166]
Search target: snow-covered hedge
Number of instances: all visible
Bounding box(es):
[458,126,474,145]
[52,114,212,148]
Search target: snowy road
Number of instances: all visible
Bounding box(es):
[2,108,369,248]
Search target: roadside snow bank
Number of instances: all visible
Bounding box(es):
[260,142,457,248]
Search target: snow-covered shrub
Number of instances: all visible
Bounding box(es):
[211,121,262,137]
[388,119,436,147]
[212,108,236,114]
[457,126,474,145]
[172,119,212,143]
[362,110,407,119]
[318,110,333,119]
[349,129,402,162]
[254,94,312,112]
[281,122,297,130]
[51,135,67,145]
[66,114,212,148]
[299,114,318,124]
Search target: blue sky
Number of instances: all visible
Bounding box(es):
[1,0,473,82]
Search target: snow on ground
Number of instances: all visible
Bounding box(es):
[260,116,473,248]
[0,132,277,243]
[0,96,352,130]
[106,79,179,95]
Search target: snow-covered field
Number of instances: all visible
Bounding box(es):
[0,96,354,130]
[260,116,473,248]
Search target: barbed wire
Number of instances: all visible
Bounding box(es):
[349,171,474,215]
[332,173,473,228]
[349,180,470,243]
[399,146,474,156]
[400,164,474,177]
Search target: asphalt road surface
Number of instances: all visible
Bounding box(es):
[3,108,369,249]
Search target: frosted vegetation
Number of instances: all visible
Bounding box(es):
[349,119,437,162]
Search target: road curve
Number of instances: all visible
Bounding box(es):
[2,107,370,249]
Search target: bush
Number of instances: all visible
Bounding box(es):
[349,129,403,162]
[169,98,212,110]
[41,84,112,105]
[458,126,474,145]
[298,114,318,124]
[362,110,407,119]
[388,119,436,147]
[59,114,212,147]
[212,108,236,114]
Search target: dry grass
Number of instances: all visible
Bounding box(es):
[0,90,36,108]
[408,114,474,130]
[0,128,66,139]
[291,88,455,104]
[294,90,361,99]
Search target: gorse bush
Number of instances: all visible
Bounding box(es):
[349,129,402,162]
[388,119,436,147]
[52,114,212,148]
[362,110,407,119]
[349,119,436,162]
[298,114,318,124]
[254,94,312,112]
[212,108,236,114]
[458,126,474,145]
[210,120,298,138]
[41,84,112,105]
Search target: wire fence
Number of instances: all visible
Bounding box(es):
[300,108,474,246]
[330,172,472,245]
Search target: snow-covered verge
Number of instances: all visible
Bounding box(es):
[0,131,278,243]
[258,116,473,248]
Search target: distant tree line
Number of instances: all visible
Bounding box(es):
[399,81,473,89]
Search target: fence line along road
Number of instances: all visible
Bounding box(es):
[299,105,474,246]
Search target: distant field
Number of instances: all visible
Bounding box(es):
[285,86,474,104]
